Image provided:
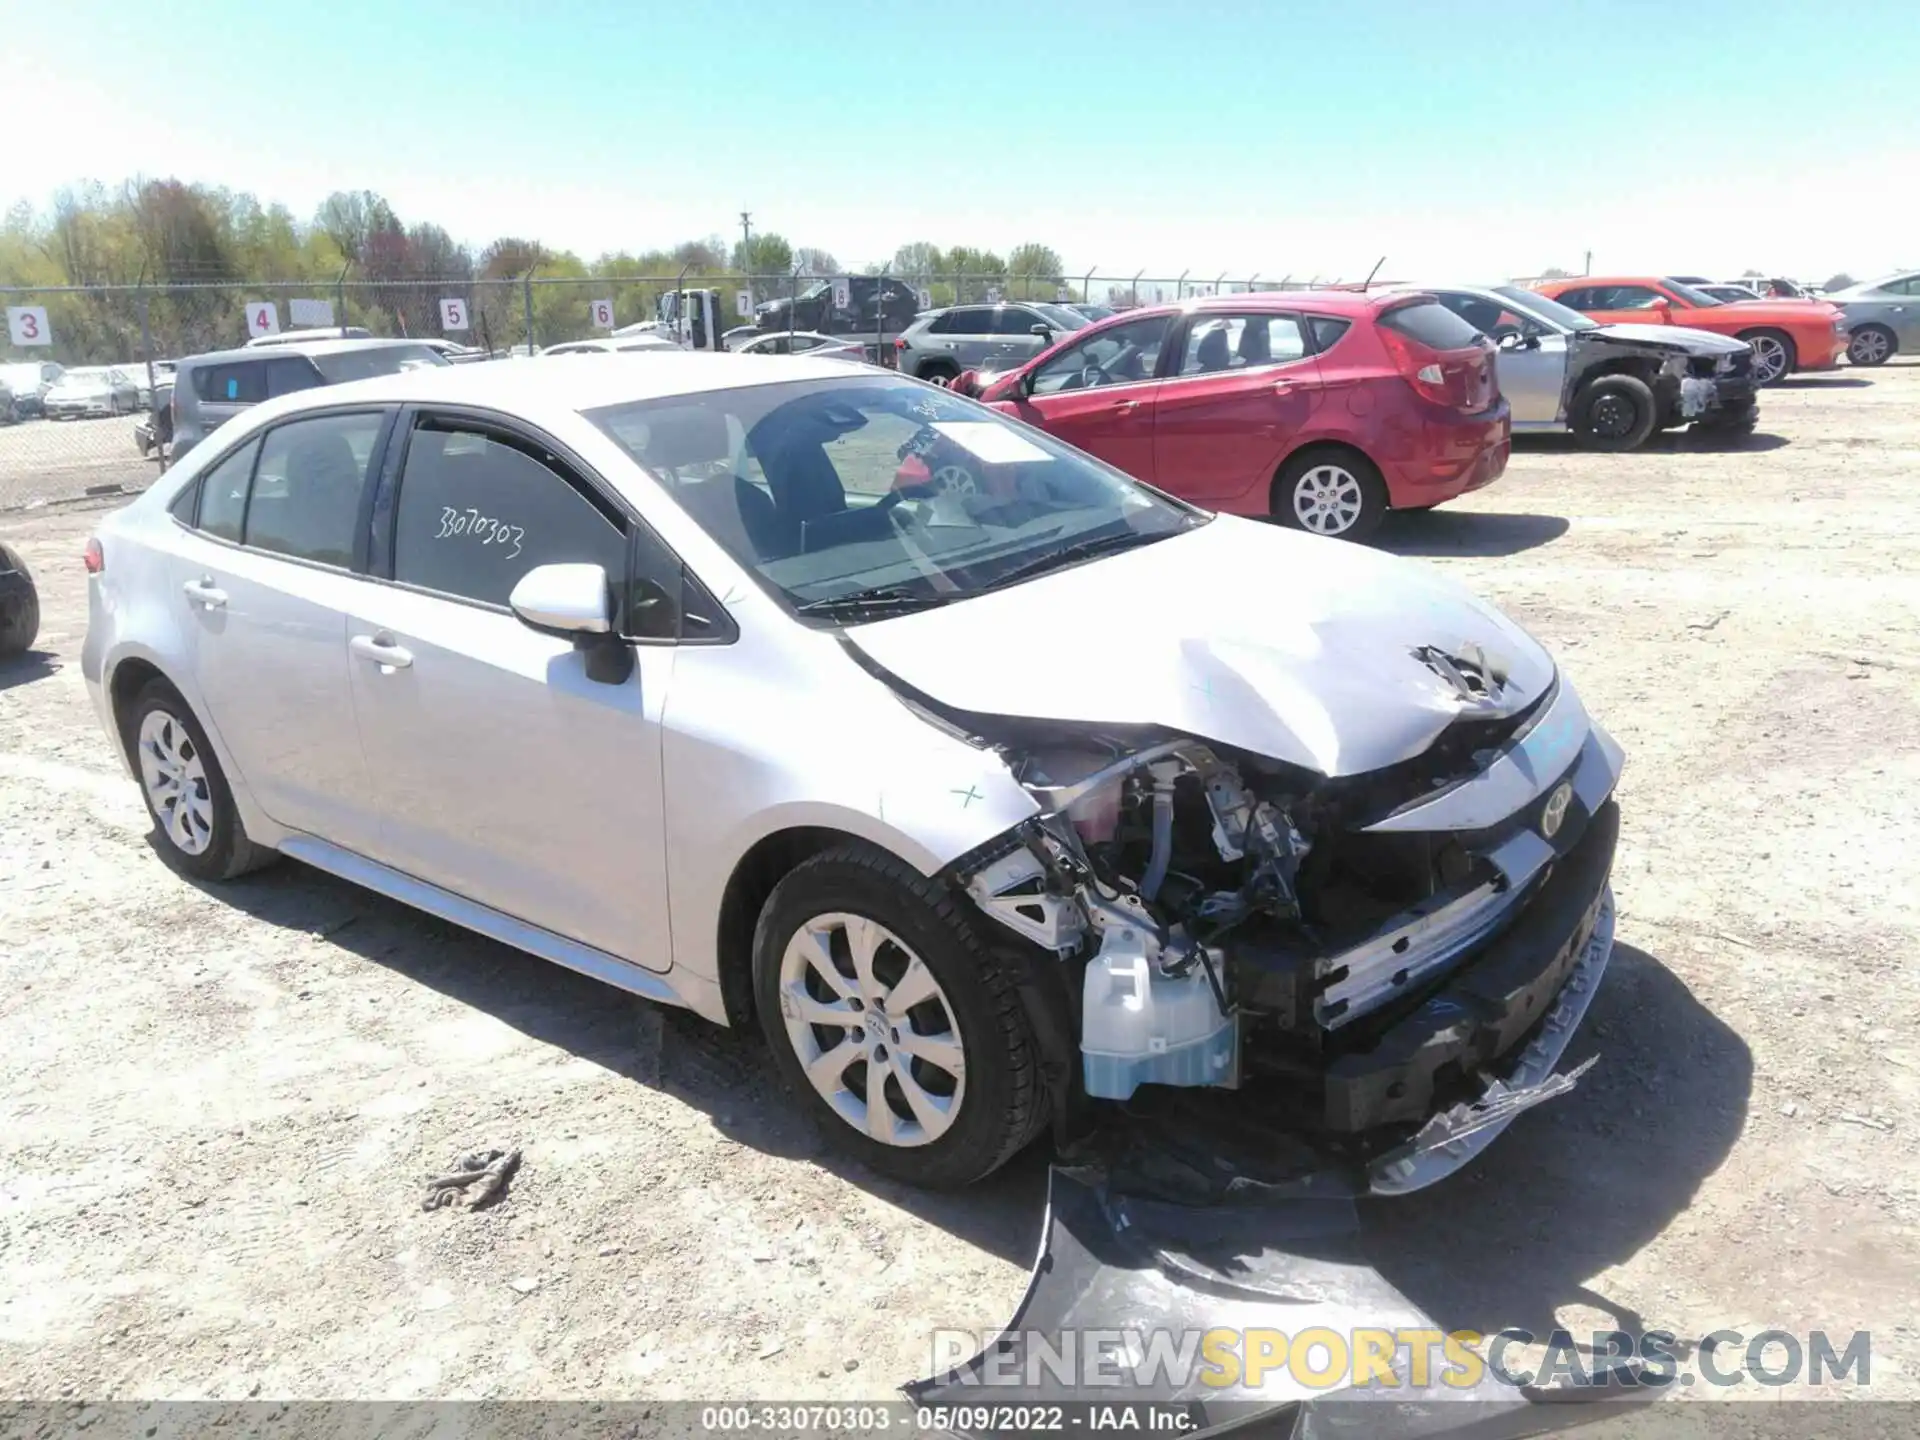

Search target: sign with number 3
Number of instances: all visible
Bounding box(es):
[6,306,51,347]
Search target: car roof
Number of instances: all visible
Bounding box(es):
[179,337,439,367]
[269,350,883,416]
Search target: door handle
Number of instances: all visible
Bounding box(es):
[1271,379,1294,395]
[1115,399,1142,413]
[350,632,414,670]
[181,577,227,609]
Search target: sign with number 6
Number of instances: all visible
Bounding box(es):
[6,306,51,347]
[591,298,615,329]
[245,301,280,339]
[439,297,470,331]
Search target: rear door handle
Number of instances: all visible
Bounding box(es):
[350,632,414,670]
[1115,399,1143,413]
[181,577,227,609]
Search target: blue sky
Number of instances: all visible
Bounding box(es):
[10,0,1917,281]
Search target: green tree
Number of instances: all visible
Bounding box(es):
[1006,242,1064,298]
[1822,272,1856,291]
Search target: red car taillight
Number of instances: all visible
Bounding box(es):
[1377,324,1489,411]
[84,537,104,574]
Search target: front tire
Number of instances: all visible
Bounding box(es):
[752,844,1045,1188]
[1572,374,1658,452]
[1739,329,1796,386]
[124,679,277,882]
[1847,325,1895,366]
[1272,448,1387,542]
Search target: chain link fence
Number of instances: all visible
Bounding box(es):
[1,269,1376,511]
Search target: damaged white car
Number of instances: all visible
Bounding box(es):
[83,355,1621,1195]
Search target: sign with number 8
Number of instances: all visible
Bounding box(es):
[6,306,51,347]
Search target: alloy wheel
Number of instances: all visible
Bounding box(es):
[1747,335,1790,385]
[777,911,966,1148]
[137,709,215,855]
[1291,464,1365,536]
[1849,329,1891,365]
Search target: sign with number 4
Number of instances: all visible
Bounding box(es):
[439,297,470,331]
[591,298,615,329]
[245,301,280,339]
[6,306,51,347]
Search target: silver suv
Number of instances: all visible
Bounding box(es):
[894,303,1086,383]
[167,338,449,459]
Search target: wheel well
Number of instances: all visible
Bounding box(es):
[1852,321,1895,336]
[1736,326,1794,349]
[1270,441,1379,508]
[715,825,858,1027]
[107,657,169,760]
[1575,356,1658,390]
[916,357,959,377]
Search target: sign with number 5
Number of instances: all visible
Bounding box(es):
[591,298,615,329]
[6,306,51,347]
[245,301,280,339]
[439,297,470,331]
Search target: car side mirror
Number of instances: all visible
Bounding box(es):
[510,562,635,684]
[1029,323,1053,339]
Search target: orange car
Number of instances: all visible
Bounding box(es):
[1532,276,1849,386]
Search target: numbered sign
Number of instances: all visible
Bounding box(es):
[917,287,933,310]
[439,297,470,331]
[986,287,1002,303]
[6,306,51,347]
[245,301,280,338]
[288,297,334,327]
[831,278,851,311]
[735,289,753,319]
[1056,286,1073,302]
[590,297,615,329]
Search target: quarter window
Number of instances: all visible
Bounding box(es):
[1308,316,1352,351]
[194,362,266,404]
[265,357,324,398]
[1028,315,1171,395]
[1175,314,1305,376]
[391,420,627,609]
[246,412,384,568]
[190,439,260,542]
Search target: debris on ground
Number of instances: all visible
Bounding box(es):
[421,1147,522,1211]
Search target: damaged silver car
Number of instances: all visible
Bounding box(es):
[1413,283,1758,450]
[84,355,1621,1202]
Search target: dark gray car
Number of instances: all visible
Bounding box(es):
[894,303,1087,383]
[168,338,449,459]
[1826,271,1920,366]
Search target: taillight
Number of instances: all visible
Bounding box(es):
[84,537,104,574]
[1377,324,1487,410]
[893,336,907,349]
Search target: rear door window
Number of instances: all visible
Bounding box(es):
[994,308,1047,336]
[189,438,261,542]
[944,308,995,335]
[1174,314,1306,376]
[389,418,628,609]
[1378,301,1487,350]
[245,412,385,568]
[194,362,266,404]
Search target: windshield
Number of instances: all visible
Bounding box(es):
[1492,286,1597,331]
[1030,303,1090,331]
[309,343,450,383]
[1661,279,1724,307]
[800,281,832,300]
[586,376,1203,615]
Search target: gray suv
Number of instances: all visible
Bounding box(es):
[168,338,449,459]
[894,303,1086,383]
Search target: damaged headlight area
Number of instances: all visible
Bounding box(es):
[951,681,1625,1193]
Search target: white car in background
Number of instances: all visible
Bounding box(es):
[43,366,142,419]
[539,336,683,356]
[82,354,1622,1193]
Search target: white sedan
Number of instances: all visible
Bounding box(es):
[81,353,1622,1190]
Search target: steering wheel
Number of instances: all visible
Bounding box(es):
[1077,363,1109,390]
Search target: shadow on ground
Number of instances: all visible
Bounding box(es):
[1378,509,1569,558]
[1773,375,1872,389]
[0,650,61,692]
[1512,430,1790,456]
[1363,941,1752,1342]
[182,857,1051,1267]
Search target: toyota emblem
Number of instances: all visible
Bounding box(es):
[1541,781,1574,840]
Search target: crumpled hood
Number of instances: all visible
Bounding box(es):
[844,515,1556,777]
[1592,322,1749,355]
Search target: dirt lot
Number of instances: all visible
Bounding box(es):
[0,412,155,511]
[3,365,1918,1407]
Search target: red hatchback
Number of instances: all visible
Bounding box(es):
[962,293,1509,541]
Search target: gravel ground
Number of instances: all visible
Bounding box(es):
[2,364,1917,1406]
[0,412,157,511]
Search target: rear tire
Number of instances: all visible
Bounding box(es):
[1272,448,1387,542]
[752,844,1045,1188]
[915,361,959,386]
[123,679,277,882]
[1572,374,1658,452]
[0,544,39,658]
[1738,328,1796,386]
[1847,325,1895,367]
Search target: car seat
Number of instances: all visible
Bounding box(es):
[1194,326,1231,373]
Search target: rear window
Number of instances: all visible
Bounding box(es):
[193,362,267,404]
[1307,316,1352,351]
[309,343,449,384]
[942,308,994,335]
[1377,301,1485,351]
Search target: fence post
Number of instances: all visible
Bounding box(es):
[523,269,536,353]
[876,263,889,365]
[1176,269,1189,300]
[1083,267,1095,304]
[335,263,350,336]
[789,268,798,341]
[1248,273,1260,294]
[138,280,163,473]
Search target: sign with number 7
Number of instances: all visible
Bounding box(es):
[6,306,51,347]
[245,301,280,339]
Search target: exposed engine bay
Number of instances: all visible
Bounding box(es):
[942,666,1623,1194]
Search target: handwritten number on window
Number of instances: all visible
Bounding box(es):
[435,506,524,559]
